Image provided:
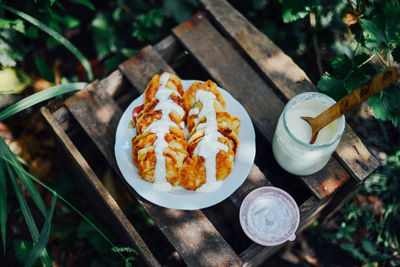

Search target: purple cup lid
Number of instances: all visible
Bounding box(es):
[239,186,300,246]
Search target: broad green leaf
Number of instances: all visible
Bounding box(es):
[0,82,86,121]
[360,3,400,51]
[0,159,7,252]
[50,0,56,6]
[0,4,93,81]
[34,56,55,83]
[0,67,30,94]
[74,0,95,10]
[317,73,346,100]
[7,163,52,267]
[331,54,352,79]
[24,194,56,267]
[367,83,400,127]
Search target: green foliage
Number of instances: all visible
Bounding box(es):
[0,82,86,121]
[360,2,400,52]
[279,0,318,23]
[34,56,55,83]
[318,53,376,99]
[132,8,164,42]
[0,4,93,80]
[323,150,400,266]
[315,0,400,127]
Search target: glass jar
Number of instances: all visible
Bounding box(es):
[272,92,345,176]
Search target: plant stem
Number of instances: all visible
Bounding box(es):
[376,52,389,68]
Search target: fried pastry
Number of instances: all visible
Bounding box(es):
[132,75,240,192]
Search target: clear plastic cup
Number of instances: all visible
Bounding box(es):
[239,186,300,246]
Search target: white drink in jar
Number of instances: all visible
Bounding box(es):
[272,92,345,176]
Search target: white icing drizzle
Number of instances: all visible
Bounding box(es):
[143,73,184,191]
[192,90,228,192]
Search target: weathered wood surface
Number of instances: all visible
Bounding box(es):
[40,106,160,267]
[173,13,350,200]
[64,48,242,267]
[199,0,380,181]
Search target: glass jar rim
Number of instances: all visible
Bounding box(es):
[282,92,345,149]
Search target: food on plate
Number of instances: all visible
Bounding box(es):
[180,80,240,191]
[131,74,240,191]
[131,72,187,190]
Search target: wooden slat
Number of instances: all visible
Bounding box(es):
[230,164,272,208]
[65,48,242,267]
[199,0,380,181]
[173,14,350,200]
[40,106,160,267]
[154,35,183,64]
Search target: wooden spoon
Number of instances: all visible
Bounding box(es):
[301,67,400,144]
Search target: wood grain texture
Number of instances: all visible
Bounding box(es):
[40,106,160,267]
[199,0,379,181]
[66,49,241,267]
[173,13,350,200]
[154,35,183,64]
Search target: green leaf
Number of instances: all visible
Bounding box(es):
[317,73,347,100]
[340,243,368,262]
[34,56,55,83]
[7,163,52,267]
[90,13,116,59]
[367,83,400,127]
[331,54,352,79]
[0,137,47,218]
[279,0,316,23]
[63,16,80,29]
[0,159,7,252]
[24,194,56,267]
[360,3,400,51]
[0,4,93,81]
[392,45,400,63]
[362,240,377,256]
[0,18,25,33]
[25,25,38,39]
[0,82,86,121]
[132,8,164,42]
[74,0,95,11]
[14,240,33,265]
[50,0,56,6]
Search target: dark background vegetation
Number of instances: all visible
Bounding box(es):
[0,0,399,266]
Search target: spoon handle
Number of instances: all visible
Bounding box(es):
[314,67,400,130]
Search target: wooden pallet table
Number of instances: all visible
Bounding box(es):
[40,0,379,266]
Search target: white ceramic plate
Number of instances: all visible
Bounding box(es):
[114,80,256,210]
